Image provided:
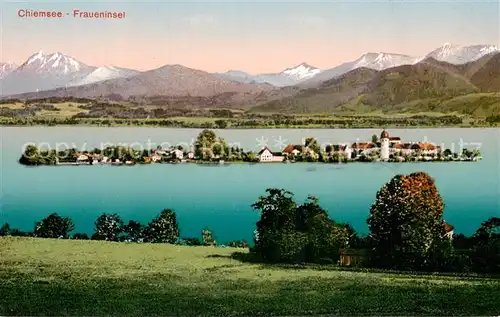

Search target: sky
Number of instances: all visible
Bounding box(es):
[0,0,499,73]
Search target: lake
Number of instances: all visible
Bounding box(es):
[1,127,498,242]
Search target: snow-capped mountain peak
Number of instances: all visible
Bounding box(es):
[280,62,321,81]
[0,62,18,79]
[423,43,500,64]
[352,52,416,70]
[21,51,88,74]
[69,65,140,86]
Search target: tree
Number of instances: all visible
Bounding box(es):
[122,220,145,242]
[214,119,228,129]
[296,196,350,263]
[194,129,218,159]
[252,188,301,263]
[252,189,350,264]
[372,134,378,143]
[0,223,11,236]
[367,172,448,270]
[92,213,123,241]
[471,217,500,273]
[201,227,216,246]
[144,209,179,243]
[34,213,75,238]
[304,137,321,154]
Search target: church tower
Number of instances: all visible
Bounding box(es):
[380,130,390,161]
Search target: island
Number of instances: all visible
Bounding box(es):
[19,129,482,166]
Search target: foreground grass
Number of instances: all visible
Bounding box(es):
[1,237,500,316]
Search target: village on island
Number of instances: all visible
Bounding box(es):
[19,129,482,166]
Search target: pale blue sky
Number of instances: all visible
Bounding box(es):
[1,0,498,72]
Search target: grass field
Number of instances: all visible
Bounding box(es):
[1,237,500,316]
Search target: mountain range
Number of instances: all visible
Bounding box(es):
[250,53,500,115]
[2,43,500,115]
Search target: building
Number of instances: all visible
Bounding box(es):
[389,137,401,144]
[328,144,353,158]
[444,221,454,239]
[257,147,285,162]
[380,130,390,161]
[75,154,89,162]
[282,144,303,156]
[351,142,377,156]
[171,149,184,160]
[187,152,195,159]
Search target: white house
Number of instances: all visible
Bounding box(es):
[331,144,353,158]
[171,149,184,160]
[351,142,377,156]
[76,154,89,162]
[187,152,195,159]
[258,147,284,162]
[444,222,454,239]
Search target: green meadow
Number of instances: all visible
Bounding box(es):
[1,237,500,316]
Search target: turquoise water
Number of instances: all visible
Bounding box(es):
[1,127,499,242]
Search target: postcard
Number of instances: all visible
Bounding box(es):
[1,0,499,316]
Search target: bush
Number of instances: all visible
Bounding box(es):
[122,220,145,242]
[73,233,89,240]
[227,240,249,248]
[0,223,11,236]
[181,237,202,246]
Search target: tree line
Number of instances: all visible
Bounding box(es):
[1,171,498,274]
[0,209,248,248]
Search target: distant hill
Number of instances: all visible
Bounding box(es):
[8,64,276,101]
[250,68,378,113]
[466,53,500,92]
[250,54,500,116]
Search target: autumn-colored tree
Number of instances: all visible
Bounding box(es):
[367,172,449,270]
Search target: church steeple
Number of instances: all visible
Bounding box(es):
[381,130,389,139]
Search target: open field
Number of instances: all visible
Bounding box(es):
[1,237,500,316]
[0,100,494,128]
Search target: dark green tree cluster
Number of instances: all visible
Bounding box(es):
[90,209,180,243]
[34,213,75,238]
[252,188,350,264]
[19,145,57,165]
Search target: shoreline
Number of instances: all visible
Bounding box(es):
[1,124,496,129]
[22,158,481,167]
